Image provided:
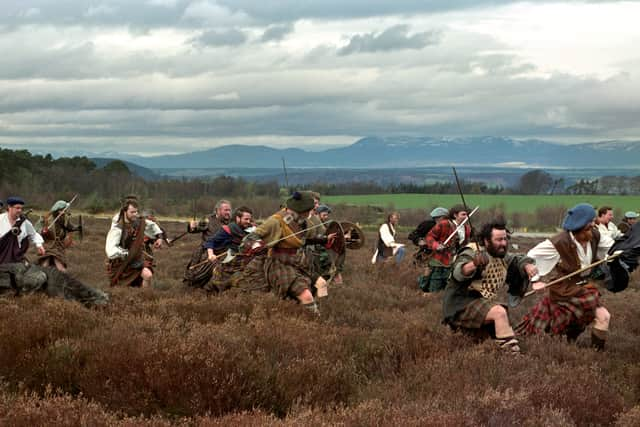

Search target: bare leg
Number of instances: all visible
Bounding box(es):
[141,267,153,288]
[297,289,314,304]
[485,305,514,338]
[297,289,319,315]
[592,307,611,350]
[485,305,519,352]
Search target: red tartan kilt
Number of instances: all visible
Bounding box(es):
[517,286,601,335]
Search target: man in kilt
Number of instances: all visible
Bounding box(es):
[517,203,614,350]
[305,204,340,289]
[183,200,232,288]
[37,200,82,272]
[443,219,539,353]
[425,205,471,292]
[105,198,165,288]
[412,206,448,292]
[238,191,324,315]
[202,206,254,293]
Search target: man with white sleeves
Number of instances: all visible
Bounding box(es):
[0,196,45,264]
[517,203,614,350]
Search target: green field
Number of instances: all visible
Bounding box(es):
[324,194,640,214]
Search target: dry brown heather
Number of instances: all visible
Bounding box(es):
[1,216,640,426]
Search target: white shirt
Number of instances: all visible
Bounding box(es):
[0,212,44,248]
[105,216,163,259]
[527,231,614,277]
[371,222,405,263]
[597,222,622,240]
[454,220,466,243]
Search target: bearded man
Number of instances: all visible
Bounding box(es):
[517,203,614,350]
[183,199,232,288]
[105,198,165,288]
[442,220,539,353]
[203,206,254,293]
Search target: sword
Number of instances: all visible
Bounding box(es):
[443,206,479,246]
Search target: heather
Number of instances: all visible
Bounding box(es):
[1,217,639,425]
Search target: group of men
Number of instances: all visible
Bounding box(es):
[107,191,346,316]
[0,196,108,306]
[2,192,637,352]
[398,202,637,353]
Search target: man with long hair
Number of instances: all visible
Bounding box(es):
[105,197,164,288]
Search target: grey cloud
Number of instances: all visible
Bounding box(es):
[2,66,640,145]
[2,1,627,29]
[261,23,294,42]
[338,25,439,55]
[192,28,247,47]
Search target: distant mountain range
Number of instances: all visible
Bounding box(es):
[113,137,640,170]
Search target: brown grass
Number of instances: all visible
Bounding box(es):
[1,216,639,425]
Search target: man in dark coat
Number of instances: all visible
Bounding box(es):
[183,199,232,287]
[442,219,538,353]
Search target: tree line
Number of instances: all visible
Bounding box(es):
[1,148,638,217]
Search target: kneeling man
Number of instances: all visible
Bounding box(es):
[443,220,538,353]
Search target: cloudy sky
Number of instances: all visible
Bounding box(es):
[1,0,640,156]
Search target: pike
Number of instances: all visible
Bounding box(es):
[208,218,334,268]
[47,194,78,230]
[523,250,623,298]
[452,167,482,249]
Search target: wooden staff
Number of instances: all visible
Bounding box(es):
[524,250,623,298]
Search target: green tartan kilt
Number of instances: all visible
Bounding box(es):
[451,298,504,330]
[205,257,248,293]
[234,252,311,298]
[265,254,311,298]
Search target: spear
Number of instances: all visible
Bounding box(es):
[47,194,78,230]
[523,250,623,298]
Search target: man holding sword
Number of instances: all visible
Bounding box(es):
[424,204,473,292]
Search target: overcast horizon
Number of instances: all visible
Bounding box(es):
[2,1,640,156]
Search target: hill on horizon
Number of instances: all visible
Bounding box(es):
[108,136,640,169]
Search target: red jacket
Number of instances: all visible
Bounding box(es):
[425,218,471,266]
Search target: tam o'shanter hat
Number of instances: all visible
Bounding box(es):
[50,200,70,213]
[316,204,332,214]
[6,196,25,206]
[286,191,315,214]
[624,211,639,219]
[430,207,449,218]
[562,203,596,231]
